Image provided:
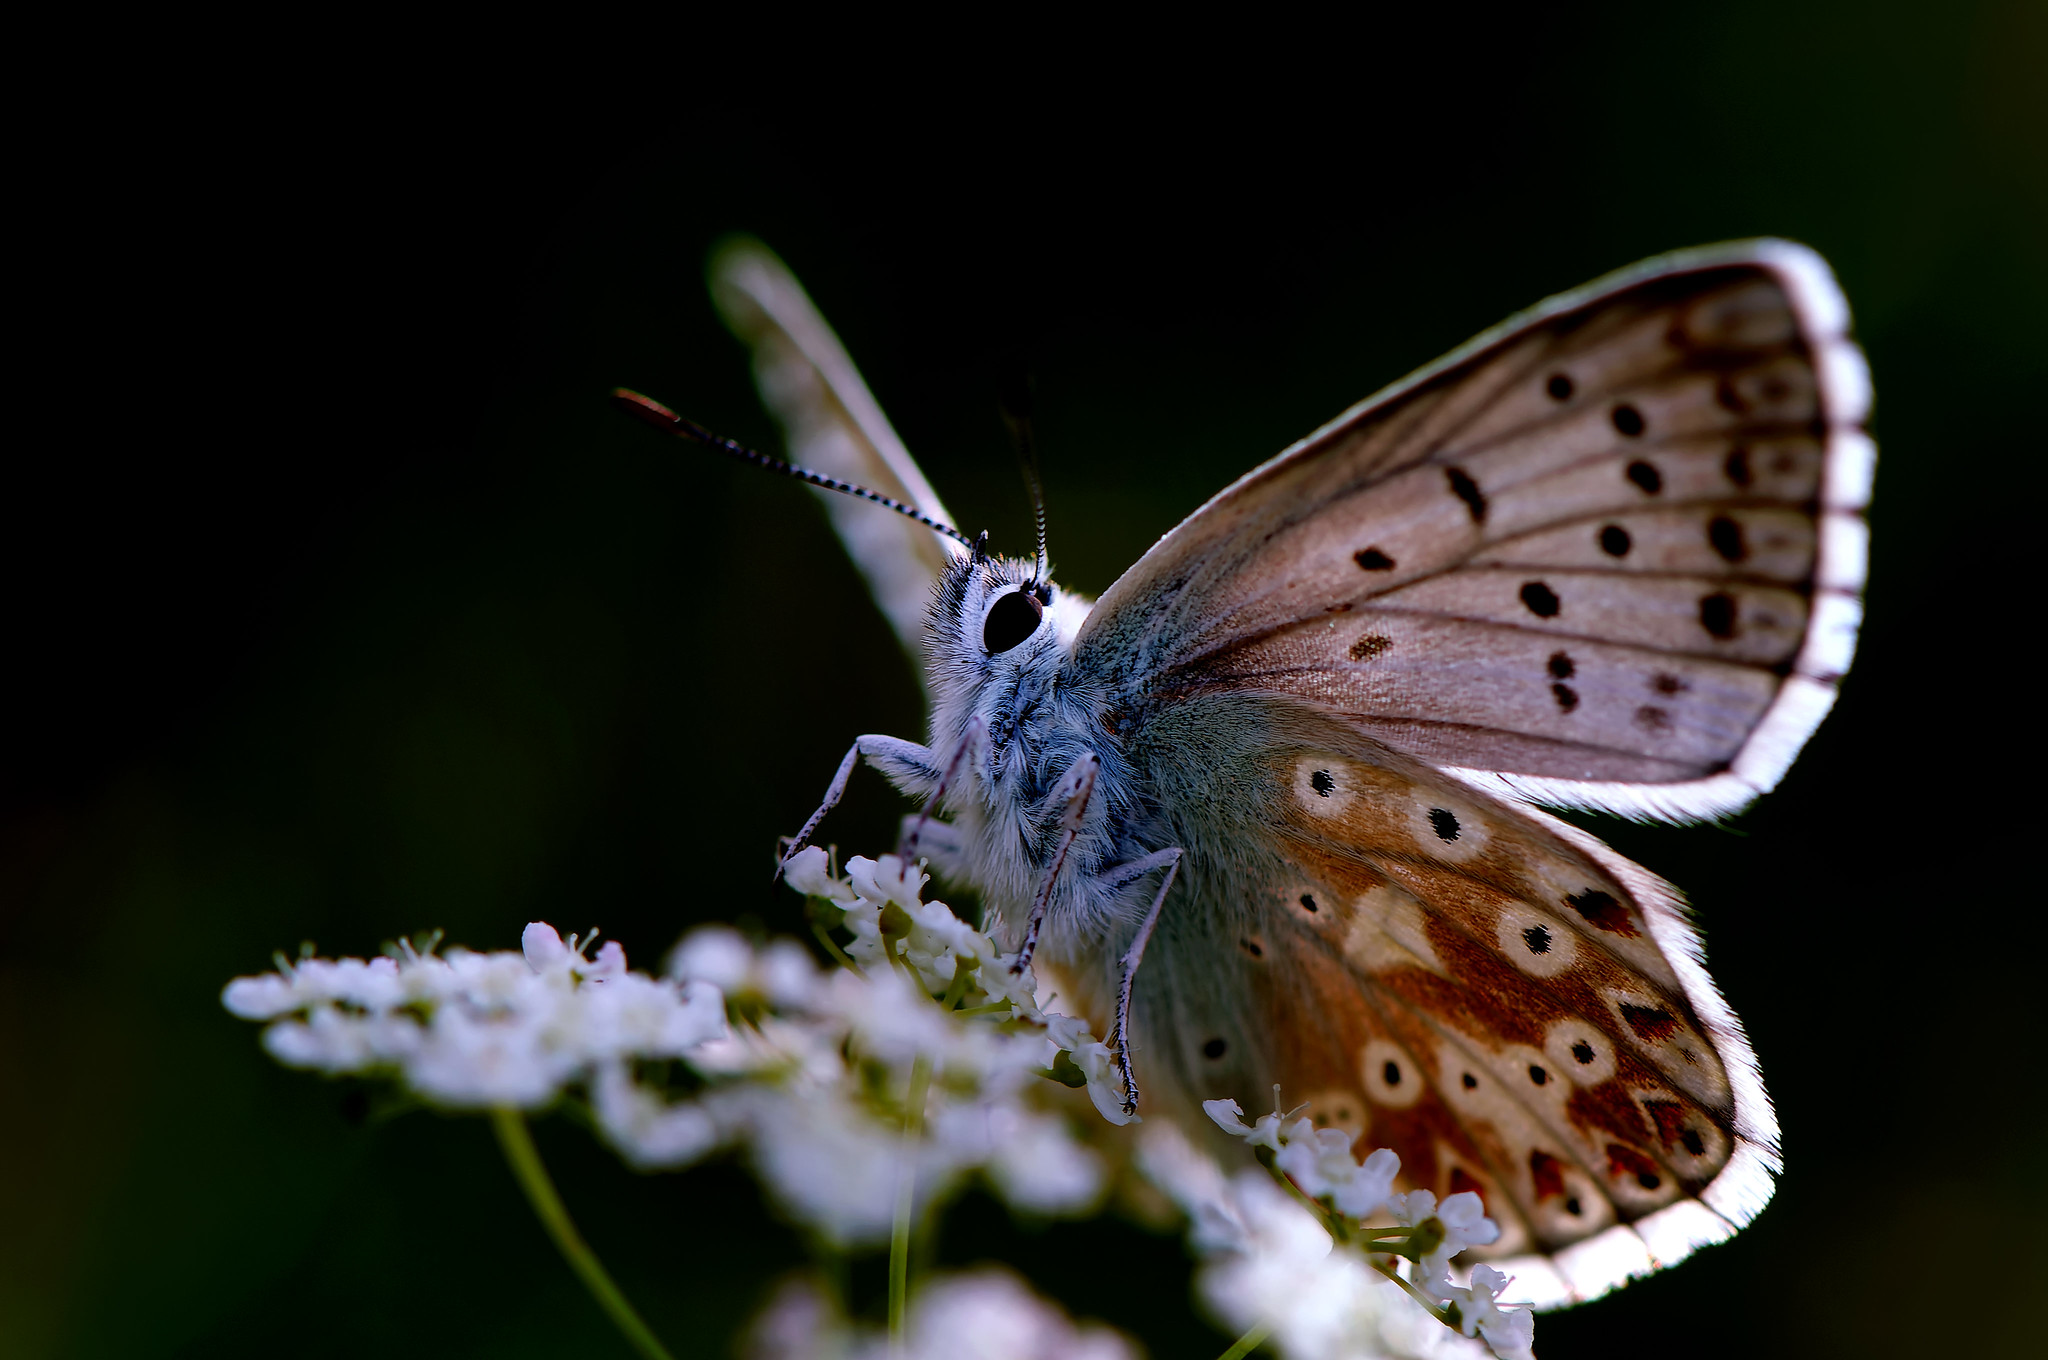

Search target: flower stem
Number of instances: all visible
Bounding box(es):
[490,1107,677,1360]
[1368,1253,1454,1323]
[889,1053,936,1352]
[1216,1318,1273,1359]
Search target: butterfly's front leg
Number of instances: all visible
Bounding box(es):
[777,734,942,879]
[1097,847,1183,1115]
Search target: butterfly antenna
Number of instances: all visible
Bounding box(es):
[998,375,1051,593]
[611,388,977,551]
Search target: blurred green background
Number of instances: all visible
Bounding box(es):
[5,5,2043,1356]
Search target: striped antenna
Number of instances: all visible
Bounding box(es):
[611,388,978,552]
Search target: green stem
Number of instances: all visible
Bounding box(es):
[1368,1253,1454,1323]
[1216,1318,1273,1360]
[810,918,865,976]
[889,1053,936,1351]
[491,1108,678,1360]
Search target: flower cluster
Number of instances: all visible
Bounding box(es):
[1153,1095,1535,1360]
[221,924,728,1108]
[222,849,1131,1248]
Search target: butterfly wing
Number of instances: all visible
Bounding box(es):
[1069,700,1773,1307]
[1078,240,1872,821]
[711,238,968,662]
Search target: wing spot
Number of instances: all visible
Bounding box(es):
[1725,445,1753,487]
[1299,893,1319,914]
[1620,1003,1680,1042]
[1241,938,1265,959]
[1203,1037,1227,1060]
[1551,682,1578,712]
[1708,515,1747,562]
[1427,808,1461,842]
[1383,1060,1402,1087]
[1519,581,1561,617]
[1546,373,1574,401]
[1567,889,1638,936]
[1700,591,1739,639]
[1310,770,1335,797]
[1652,672,1687,695]
[1635,705,1672,733]
[1548,651,1575,679]
[1461,1072,1478,1089]
[1571,1040,1595,1064]
[1682,1129,1706,1156]
[1446,467,1488,523]
[1522,924,1553,954]
[1607,1143,1662,1190]
[1350,633,1393,662]
[1354,546,1396,570]
[1530,1149,1566,1200]
[1626,460,1663,494]
[1565,1196,1583,1216]
[1529,1064,1549,1086]
[1611,404,1646,437]
[1599,524,1632,557]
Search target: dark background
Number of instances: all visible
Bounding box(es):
[5,5,2043,1356]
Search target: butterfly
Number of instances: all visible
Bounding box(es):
[624,237,1872,1309]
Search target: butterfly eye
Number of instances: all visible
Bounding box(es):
[982,589,1044,654]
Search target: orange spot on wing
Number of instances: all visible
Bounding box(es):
[1529,1150,1566,1201]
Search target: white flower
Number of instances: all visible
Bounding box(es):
[743,1269,1137,1360]
[669,927,823,1009]
[1441,1265,1535,1360]
[1043,1014,1136,1127]
[1196,1170,1485,1360]
[1390,1189,1501,1296]
[781,845,857,903]
[590,1062,729,1169]
[933,1099,1105,1216]
[1205,1096,1400,1220]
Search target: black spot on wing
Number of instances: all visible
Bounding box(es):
[1350,633,1392,661]
[1626,460,1663,494]
[1708,515,1747,562]
[1203,1037,1228,1059]
[1599,524,1632,557]
[1519,581,1561,617]
[1428,808,1461,842]
[1548,651,1575,679]
[1445,467,1487,523]
[1551,682,1578,712]
[1546,373,1574,401]
[1700,592,1739,639]
[1311,769,1336,797]
[1611,404,1646,437]
[1724,445,1753,488]
[1354,547,1396,570]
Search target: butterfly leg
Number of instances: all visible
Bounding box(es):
[1101,847,1183,1115]
[1012,753,1100,973]
[777,734,941,881]
[901,717,984,862]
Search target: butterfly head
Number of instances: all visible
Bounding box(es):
[926,551,1100,807]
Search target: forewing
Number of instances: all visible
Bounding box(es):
[711,239,968,662]
[1078,240,1872,820]
[1122,718,1775,1307]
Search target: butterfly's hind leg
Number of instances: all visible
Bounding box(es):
[1099,847,1183,1115]
[776,734,943,881]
